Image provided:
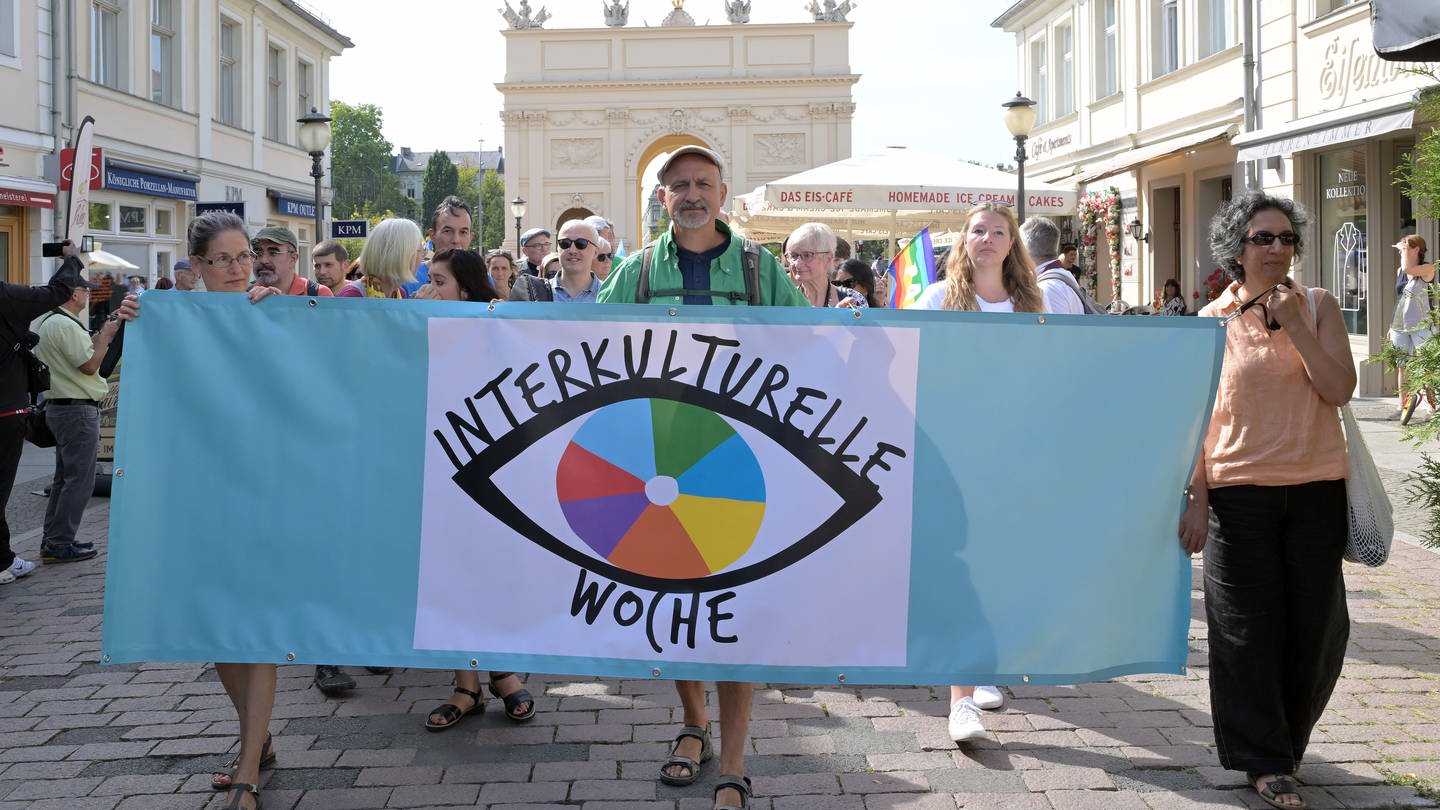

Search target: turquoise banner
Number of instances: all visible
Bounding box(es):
[102,292,1223,685]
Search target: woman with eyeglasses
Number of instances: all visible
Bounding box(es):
[338,218,423,298]
[784,223,866,308]
[486,249,519,298]
[910,203,1042,745]
[120,211,282,810]
[1180,192,1355,810]
[1389,234,1436,422]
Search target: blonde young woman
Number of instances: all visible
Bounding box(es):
[914,202,1043,743]
[338,218,423,299]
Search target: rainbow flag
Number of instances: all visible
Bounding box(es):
[888,228,937,309]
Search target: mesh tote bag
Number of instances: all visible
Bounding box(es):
[1339,404,1393,566]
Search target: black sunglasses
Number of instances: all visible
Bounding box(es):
[558,238,593,250]
[1233,281,1288,330]
[834,277,856,289]
[1243,231,1301,247]
[597,253,612,262]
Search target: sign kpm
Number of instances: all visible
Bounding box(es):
[332,219,368,239]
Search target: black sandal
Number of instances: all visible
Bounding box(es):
[211,733,275,790]
[425,686,484,732]
[221,782,261,810]
[658,724,713,786]
[713,774,752,810]
[1250,772,1306,810]
[489,672,536,723]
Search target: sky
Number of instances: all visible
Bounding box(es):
[320,0,1022,179]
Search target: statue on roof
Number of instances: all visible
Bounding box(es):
[604,0,628,26]
[725,0,751,23]
[501,0,549,28]
[810,0,856,21]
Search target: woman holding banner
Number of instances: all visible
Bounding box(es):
[411,247,537,729]
[914,202,1044,743]
[117,211,281,810]
[1181,192,1354,810]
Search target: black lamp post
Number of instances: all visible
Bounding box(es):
[297,107,332,246]
[1001,92,1038,223]
[510,196,526,253]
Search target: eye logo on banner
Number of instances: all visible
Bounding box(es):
[418,320,917,667]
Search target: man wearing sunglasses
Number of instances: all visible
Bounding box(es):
[508,220,603,303]
[592,237,614,281]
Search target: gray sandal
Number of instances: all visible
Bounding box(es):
[658,724,713,786]
[713,774,752,810]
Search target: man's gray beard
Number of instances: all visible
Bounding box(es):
[254,268,278,285]
[673,207,710,230]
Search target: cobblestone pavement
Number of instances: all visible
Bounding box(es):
[0,399,1437,809]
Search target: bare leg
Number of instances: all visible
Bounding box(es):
[214,662,276,810]
[949,685,975,704]
[663,680,710,781]
[714,681,755,807]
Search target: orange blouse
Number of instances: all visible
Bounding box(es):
[1197,281,1349,487]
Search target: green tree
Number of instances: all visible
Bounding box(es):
[420,151,460,232]
[481,169,506,251]
[456,161,483,246]
[329,101,403,219]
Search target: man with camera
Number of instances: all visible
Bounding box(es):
[34,264,118,564]
[0,243,86,584]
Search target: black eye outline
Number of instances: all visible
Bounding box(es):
[450,377,883,593]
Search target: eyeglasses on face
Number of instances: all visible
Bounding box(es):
[834,277,857,289]
[785,250,830,264]
[253,247,293,259]
[558,237,593,250]
[596,253,613,262]
[525,241,552,251]
[1243,231,1300,247]
[200,251,257,268]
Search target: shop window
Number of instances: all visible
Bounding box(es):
[1318,147,1368,335]
[119,205,147,234]
[89,201,113,232]
[1096,0,1118,98]
[155,207,173,236]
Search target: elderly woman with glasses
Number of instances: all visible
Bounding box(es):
[1179,191,1355,810]
[784,222,866,308]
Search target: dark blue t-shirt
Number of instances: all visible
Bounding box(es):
[677,243,730,305]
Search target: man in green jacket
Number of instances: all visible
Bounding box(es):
[598,145,804,810]
[598,146,804,308]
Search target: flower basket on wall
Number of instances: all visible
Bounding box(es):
[1077,187,1124,301]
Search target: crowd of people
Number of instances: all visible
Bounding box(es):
[0,140,1360,810]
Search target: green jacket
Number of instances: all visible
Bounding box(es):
[597,221,807,307]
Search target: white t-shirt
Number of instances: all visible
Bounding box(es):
[1034,260,1084,315]
[914,283,1016,312]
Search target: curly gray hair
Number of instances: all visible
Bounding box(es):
[1208,191,1309,282]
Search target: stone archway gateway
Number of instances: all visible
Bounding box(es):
[497,2,857,252]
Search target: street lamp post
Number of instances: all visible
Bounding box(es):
[1001,92,1038,223]
[510,196,526,254]
[297,107,332,248]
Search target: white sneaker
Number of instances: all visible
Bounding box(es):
[1,557,35,584]
[972,685,1005,710]
[948,697,987,743]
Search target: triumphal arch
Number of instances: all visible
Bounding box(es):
[497,0,857,252]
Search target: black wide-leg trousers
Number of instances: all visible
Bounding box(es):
[1204,479,1350,775]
